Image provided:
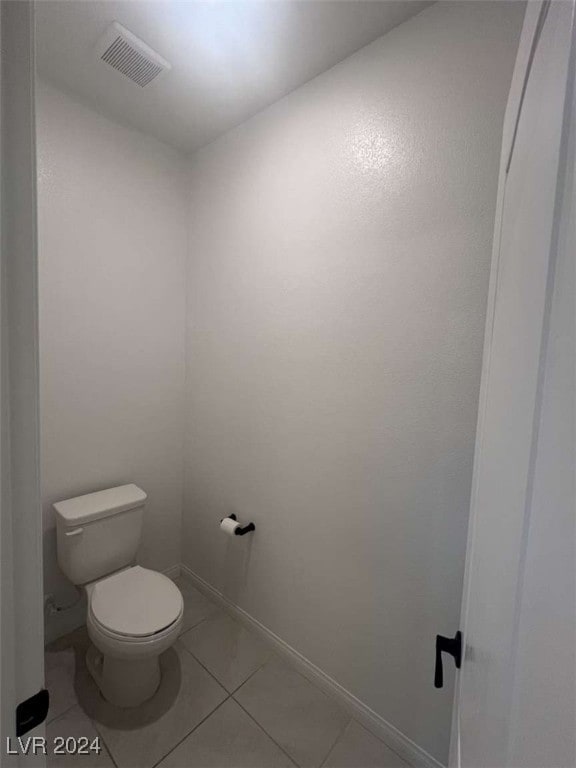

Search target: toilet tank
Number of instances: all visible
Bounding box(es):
[54,484,147,585]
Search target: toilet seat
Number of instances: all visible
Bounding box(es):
[89,565,183,639]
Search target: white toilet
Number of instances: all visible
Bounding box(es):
[54,484,183,708]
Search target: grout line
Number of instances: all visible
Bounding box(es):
[177,612,271,696]
[178,612,210,637]
[46,701,77,726]
[86,665,231,768]
[150,696,231,768]
[316,712,352,767]
[175,638,229,695]
[176,635,267,698]
[47,703,119,768]
[319,718,413,768]
[99,731,119,768]
[90,712,120,768]
[176,583,223,636]
[231,696,300,767]
[319,720,351,768]
[226,655,271,696]
[169,625,297,765]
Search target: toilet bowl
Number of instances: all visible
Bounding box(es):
[85,565,183,707]
[54,484,184,708]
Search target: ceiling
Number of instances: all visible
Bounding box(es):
[35,1,431,154]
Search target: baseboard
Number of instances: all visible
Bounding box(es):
[179,564,445,768]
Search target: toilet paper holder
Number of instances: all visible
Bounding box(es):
[221,514,256,536]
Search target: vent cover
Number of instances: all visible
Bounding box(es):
[96,22,171,87]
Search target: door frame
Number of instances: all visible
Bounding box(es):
[1,1,46,763]
[449,1,575,764]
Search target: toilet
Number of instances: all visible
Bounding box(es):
[54,484,183,708]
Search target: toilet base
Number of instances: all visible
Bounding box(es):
[86,645,161,708]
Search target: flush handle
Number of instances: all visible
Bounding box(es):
[434,630,462,688]
[65,527,84,537]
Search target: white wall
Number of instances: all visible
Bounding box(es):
[37,81,187,641]
[182,2,523,763]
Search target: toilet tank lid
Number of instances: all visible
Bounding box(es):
[53,484,147,526]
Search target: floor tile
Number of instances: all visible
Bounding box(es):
[45,627,91,722]
[180,612,272,692]
[235,659,350,768]
[79,642,227,768]
[323,721,409,768]
[158,698,294,768]
[174,577,222,633]
[46,706,114,767]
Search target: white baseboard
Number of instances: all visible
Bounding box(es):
[179,564,445,768]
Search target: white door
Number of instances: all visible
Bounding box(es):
[450,2,576,767]
[1,1,47,764]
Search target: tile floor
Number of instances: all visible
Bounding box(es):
[44,576,410,768]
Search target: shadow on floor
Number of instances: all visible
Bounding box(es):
[47,627,182,731]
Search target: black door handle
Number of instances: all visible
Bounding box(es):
[434,631,462,688]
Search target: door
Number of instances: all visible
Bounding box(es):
[1,1,47,763]
[450,2,576,767]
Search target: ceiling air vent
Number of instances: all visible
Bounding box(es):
[96,22,171,87]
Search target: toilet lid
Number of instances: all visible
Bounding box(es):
[90,566,183,638]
